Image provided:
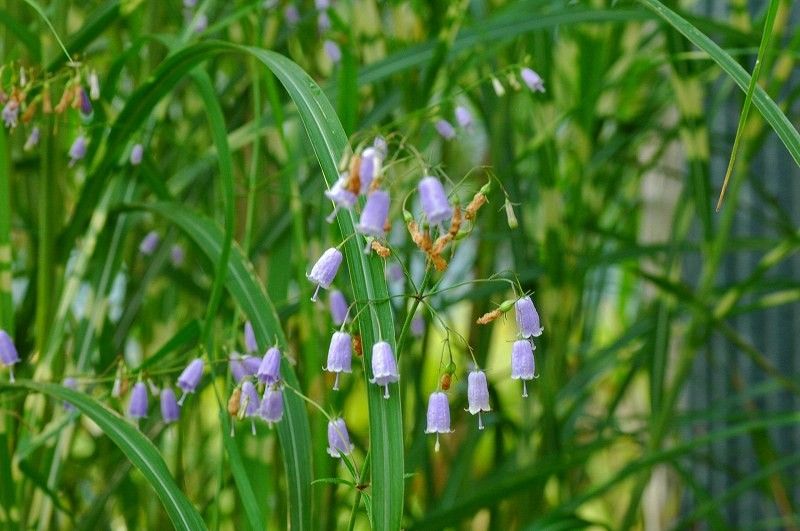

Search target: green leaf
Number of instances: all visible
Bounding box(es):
[1,381,206,531]
[638,0,800,169]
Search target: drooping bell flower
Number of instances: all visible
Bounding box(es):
[324,40,342,64]
[0,330,20,382]
[229,353,248,382]
[79,88,92,116]
[455,106,472,128]
[307,247,343,302]
[327,417,354,458]
[170,245,184,267]
[257,347,281,385]
[160,388,180,423]
[370,341,399,399]
[130,144,143,165]
[356,190,390,247]
[89,71,100,100]
[324,175,357,223]
[329,290,348,326]
[284,4,300,25]
[511,340,536,397]
[244,321,258,353]
[63,377,78,412]
[317,11,331,32]
[176,358,204,405]
[68,135,87,167]
[515,296,543,338]
[24,126,40,151]
[359,147,382,194]
[425,391,451,451]
[139,231,159,255]
[259,386,283,425]
[324,332,352,390]
[239,380,260,434]
[418,176,453,228]
[128,382,149,419]
[521,67,545,93]
[434,119,456,140]
[2,100,19,129]
[467,370,491,430]
[315,0,330,9]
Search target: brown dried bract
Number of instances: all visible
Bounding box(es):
[371,240,391,258]
[476,309,501,325]
[352,334,363,357]
[346,155,361,194]
[431,233,452,256]
[21,100,37,123]
[407,221,432,253]
[54,85,74,114]
[431,254,447,272]
[440,373,452,391]
[448,207,462,237]
[465,193,487,220]
[227,387,241,416]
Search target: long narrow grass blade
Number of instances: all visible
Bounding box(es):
[715,0,780,211]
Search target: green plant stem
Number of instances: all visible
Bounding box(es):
[346,451,371,531]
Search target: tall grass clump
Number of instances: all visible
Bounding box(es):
[0,0,798,529]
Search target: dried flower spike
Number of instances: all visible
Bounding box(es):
[329,290,348,326]
[515,296,543,338]
[511,339,536,397]
[467,370,491,430]
[370,341,399,399]
[161,388,180,423]
[128,382,149,419]
[418,176,453,229]
[177,358,204,404]
[307,247,343,302]
[327,417,355,458]
[425,392,451,452]
[325,331,352,390]
[257,347,281,385]
[0,330,20,382]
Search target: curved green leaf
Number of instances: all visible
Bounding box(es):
[1,381,206,531]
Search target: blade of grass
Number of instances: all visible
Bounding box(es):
[716,0,780,211]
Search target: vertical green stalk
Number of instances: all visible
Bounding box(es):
[35,118,55,355]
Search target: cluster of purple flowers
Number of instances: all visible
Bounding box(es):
[127,357,204,425]
[512,295,543,397]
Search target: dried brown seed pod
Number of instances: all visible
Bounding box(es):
[431,254,447,272]
[346,154,361,194]
[371,240,391,258]
[431,233,453,256]
[448,207,462,237]
[465,193,487,220]
[440,373,452,391]
[227,387,242,417]
[476,309,501,325]
[352,334,363,357]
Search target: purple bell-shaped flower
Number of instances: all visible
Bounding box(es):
[329,290,348,326]
[435,119,456,140]
[370,341,399,399]
[0,330,20,382]
[325,175,357,223]
[521,67,545,93]
[324,332,352,390]
[418,176,453,228]
[176,358,204,405]
[359,147,383,194]
[244,321,258,353]
[356,190,390,247]
[425,391,451,452]
[307,247,343,302]
[68,135,88,167]
[515,296,543,338]
[327,417,355,458]
[160,388,180,424]
[130,144,144,166]
[324,40,342,64]
[259,386,284,425]
[139,231,160,255]
[257,347,281,385]
[455,106,472,128]
[128,382,149,420]
[511,339,536,397]
[239,380,260,434]
[467,370,491,430]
